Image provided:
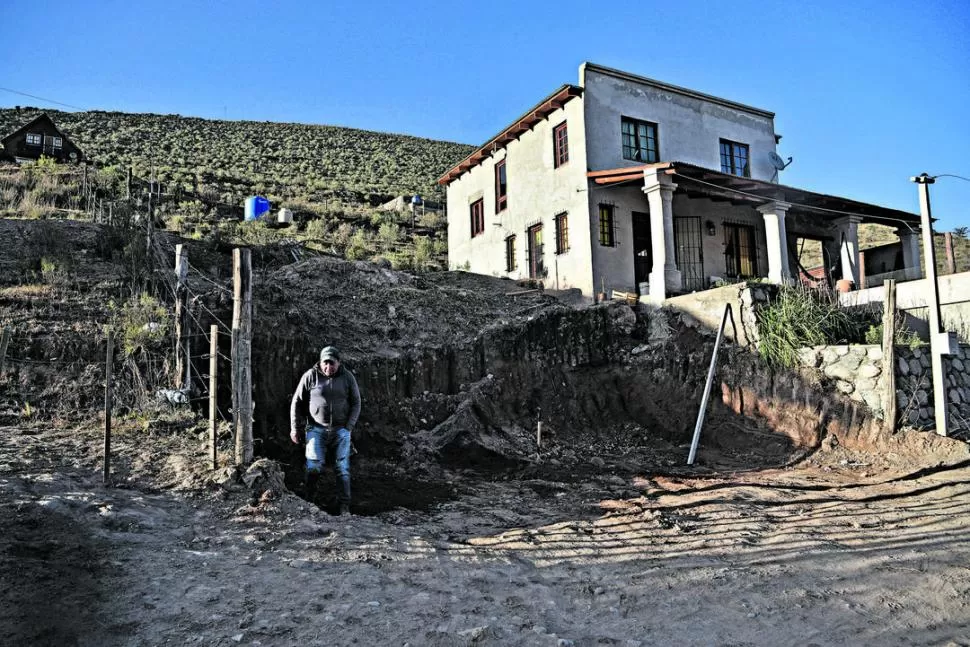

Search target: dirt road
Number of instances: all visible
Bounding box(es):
[2,423,969,646]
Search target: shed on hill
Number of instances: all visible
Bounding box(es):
[1,113,84,164]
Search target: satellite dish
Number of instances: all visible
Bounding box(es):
[769,151,788,170]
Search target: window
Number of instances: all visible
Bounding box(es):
[505,235,517,272]
[26,133,41,146]
[720,139,750,177]
[553,121,569,168]
[724,222,757,277]
[469,199,484,237]
[527,224,545,279]
[598,204,615,247]
[621,117,659,163]
[555,212,569,254]
[494,159,507,213]
[52,136,63,149]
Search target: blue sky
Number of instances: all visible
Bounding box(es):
[2,0,967,230]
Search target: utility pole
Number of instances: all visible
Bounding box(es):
[912,173,953,436]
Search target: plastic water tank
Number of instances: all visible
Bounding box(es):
[244,196,271,221]
[277,208,293,224]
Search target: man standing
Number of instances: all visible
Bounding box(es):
[290,346,361,515]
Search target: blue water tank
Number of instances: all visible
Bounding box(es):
[244,196,271,221]
[411,194,423,205]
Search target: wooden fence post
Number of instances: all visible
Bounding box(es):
[882,279,897,433]
[174,244,190,390]
[0,326,11,375]
[944,232,956,275]
[210,324,218,470]
[103,330,114,485]
[232,248,253,465]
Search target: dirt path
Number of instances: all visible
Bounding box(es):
[2,424,970,646]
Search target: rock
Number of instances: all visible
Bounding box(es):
[896,391,909,409]
[952,358,965,371]
[908,409,920,425]
[835,345,850,357]
[367,601,381,607]
[858,363,881,379]
[231,634,244,643]
[610,304,637,335]
[835,380,855,395]
[898,358,910,376]
[920,354,931,368]
[916,390,929,406]
[909,359,923,376]
[867,346,883,361]
[590,457,606,468]
[821,435,839,451]
[557,640,576,647]
[949,389,962,404]
[458,626,489,641]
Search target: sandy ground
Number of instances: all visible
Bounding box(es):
[2,422,970,647]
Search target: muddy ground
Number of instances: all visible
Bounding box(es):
[2,417,970,647]
[3,218,970,645]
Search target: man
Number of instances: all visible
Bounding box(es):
[290,346,361,515]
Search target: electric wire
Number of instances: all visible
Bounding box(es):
[0,87,85,110]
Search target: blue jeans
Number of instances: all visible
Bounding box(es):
[305,425,351,504]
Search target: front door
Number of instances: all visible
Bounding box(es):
[527,224,544,279]
[632,211,652,293]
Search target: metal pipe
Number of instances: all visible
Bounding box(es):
[687,303,731,465]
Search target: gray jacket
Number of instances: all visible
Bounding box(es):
[290,364,361,434]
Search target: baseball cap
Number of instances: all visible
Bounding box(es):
[320,346,340,362]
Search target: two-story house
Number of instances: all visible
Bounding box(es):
[1,113,84,164]
[439,63,922,302]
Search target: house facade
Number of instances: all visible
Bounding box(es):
[440,63,922,302]
[1,113,84,164]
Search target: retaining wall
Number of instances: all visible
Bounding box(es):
[796,343,970,432]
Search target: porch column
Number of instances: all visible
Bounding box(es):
[643,170,681,302]
[896,226,923,280]
[757,201,792,284]
[837,215,863,287]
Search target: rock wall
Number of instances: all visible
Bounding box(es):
[796,343,970,432]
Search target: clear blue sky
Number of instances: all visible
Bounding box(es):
[2,0,967,230]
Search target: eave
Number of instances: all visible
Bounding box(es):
[588,162,920,228]
[438,84,583,186]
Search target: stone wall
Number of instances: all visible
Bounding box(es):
[796,343,970,432]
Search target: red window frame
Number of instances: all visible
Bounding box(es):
[495,159,507,213]
[553,121,569,168]
[470,199,484,237]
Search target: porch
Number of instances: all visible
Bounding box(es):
[587,162,923,303]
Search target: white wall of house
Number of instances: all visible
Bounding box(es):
[672,197,769,285]
[580,64,779,181]
[446,97,594,293]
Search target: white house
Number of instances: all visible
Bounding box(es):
[439,62,922,302]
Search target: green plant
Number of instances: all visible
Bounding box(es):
[39,256,61,284]
[109,293,171,356]
[864,321,923,350]
[756,285,875,368]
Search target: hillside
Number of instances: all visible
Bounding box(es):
[0,107,474,205]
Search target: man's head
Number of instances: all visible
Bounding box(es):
[319,346,340,376]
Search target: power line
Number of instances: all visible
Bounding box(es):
[931,174,970,184]
[0,87,85,111]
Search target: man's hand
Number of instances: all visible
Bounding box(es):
[290,429,300,444]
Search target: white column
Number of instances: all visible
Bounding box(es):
[757,201,792,284]
[896,227,923,279]
[837,216,863,286]
[643,170,681,303]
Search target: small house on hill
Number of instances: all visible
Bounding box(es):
[1,113,83,164]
